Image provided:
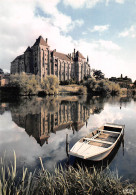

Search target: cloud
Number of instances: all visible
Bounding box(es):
[90,25,110,33]
[82,31,88,35]
[119,25,136,38]
[97,40,121,50]
[63,0,88,9]
[73,38,132,79]
[63,0,103,9]
[48,13,84,33]
[115,0,125,3]
[106,0,125,5]
[0,0,135,80]
[63,0,125,9]
[3,69,10,73]
[0,0,84,71]
[36,0,84,33]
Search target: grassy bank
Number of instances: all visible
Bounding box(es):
[0,153,135,195]
[59,85,87,95]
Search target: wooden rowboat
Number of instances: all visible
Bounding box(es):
[69,123,125,161]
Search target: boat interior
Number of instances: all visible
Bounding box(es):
[80,125,122,148]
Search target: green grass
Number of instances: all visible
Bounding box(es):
[0,153,135,194]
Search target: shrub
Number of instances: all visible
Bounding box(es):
[8,74,59,96]
[9,73,40,95]
[84,78,121,96]
[41,75,59,95]
[59,79,77,85]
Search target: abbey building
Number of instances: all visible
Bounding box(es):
[11,36,90,82]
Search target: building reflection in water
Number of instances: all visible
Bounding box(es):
[11,98,90,146]
[3,95,133,147]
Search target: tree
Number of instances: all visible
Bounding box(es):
[133,80,136,88]
[9,73,40,95]
[41,75,59,94]
[93,69,105,80]
[0,68,4,74]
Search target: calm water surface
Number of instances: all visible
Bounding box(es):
[0,95,136,181]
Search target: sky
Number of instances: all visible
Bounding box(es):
[0,0,136,80]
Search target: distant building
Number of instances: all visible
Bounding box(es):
[0,69,10,87]
[109,74,132,88]
[0,72,10,87]
[11,36,90,82]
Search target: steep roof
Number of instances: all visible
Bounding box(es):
[33,36,48,47]
[12,54,24,62]
[53,51,72,62]
[76,51,85,59]
[25,46,32,53]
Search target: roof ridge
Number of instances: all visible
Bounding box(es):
[53,51,73,61]
[33,36,48,47]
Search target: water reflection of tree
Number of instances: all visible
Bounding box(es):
[133,96,136,102]
[86,96,106,114]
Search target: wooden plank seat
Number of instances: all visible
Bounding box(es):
[83,137,113,145]
[99,130,121,134]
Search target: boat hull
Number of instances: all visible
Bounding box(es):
[69,123,125,161]
[86,133,123,161]
[87,147,113,161]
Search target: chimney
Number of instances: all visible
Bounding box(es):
[46,38,48,43]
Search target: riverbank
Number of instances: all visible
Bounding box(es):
[59,84,136,97]
[0,86,136,103]
[0,153,135,195]
[59,84,87,95]
[0,79,136,99]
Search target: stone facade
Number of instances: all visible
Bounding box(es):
[11,36,90,82]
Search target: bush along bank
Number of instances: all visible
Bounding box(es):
[0,153,135,195]
[84,78,121,96]
[1,73,122,97]
[4,73,59,96]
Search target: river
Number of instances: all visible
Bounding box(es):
[0,95,136,181]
